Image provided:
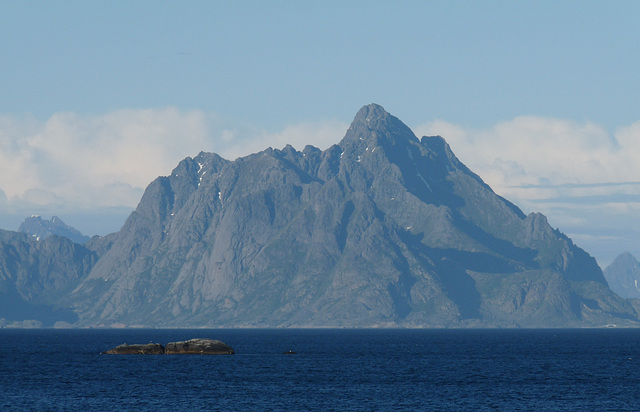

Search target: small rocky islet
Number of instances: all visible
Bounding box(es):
[102,338,234,355]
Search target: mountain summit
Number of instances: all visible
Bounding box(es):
[60,104,640,327]
[19,216,89,244]
[340,103,418,146]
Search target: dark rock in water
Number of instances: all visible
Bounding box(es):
[102,343,165,355]
[102,338,234,355]
[164,338,235,355]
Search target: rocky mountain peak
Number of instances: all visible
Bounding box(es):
[339,103,418,150]
[354,103,389,123]
[18,215,89,244]
[604,252,640,299]
[611,251,638,266]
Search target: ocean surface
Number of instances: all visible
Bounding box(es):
[2,328,640,411]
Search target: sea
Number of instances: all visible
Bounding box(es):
[1,328,640,411]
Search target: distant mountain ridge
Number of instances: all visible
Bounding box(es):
[0,229,97,327]
[19,215,90,244]
[604,252,640,299]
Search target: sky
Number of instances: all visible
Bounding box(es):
[1,1,639,268]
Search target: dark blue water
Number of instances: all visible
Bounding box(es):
[1,328,640,410]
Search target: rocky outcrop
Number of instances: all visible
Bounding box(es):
[102,339,234,355]
[165,338,235,355]
[102,343,165,355]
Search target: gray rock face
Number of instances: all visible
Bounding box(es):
[604,252,640,299]
[165,339,235,355]
[103,343,165,355]
[102,339,234,355]
[19,216,90,244]
[66,104,639,328]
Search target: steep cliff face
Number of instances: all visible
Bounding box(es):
[68,104,637,327]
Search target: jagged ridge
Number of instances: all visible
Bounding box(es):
[64,104,638,328]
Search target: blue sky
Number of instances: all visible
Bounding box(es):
[1,1,639,267]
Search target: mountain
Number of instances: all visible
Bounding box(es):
[604,252,640,299]
[66,104,639,328]
[0,230,98,327]
[19,215,90,244]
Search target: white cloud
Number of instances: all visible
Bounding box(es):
[414,117,640,266]
[218,120,348,160]
[1,108,209,207]
[0,108,348,222]
[414,116,640,201]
